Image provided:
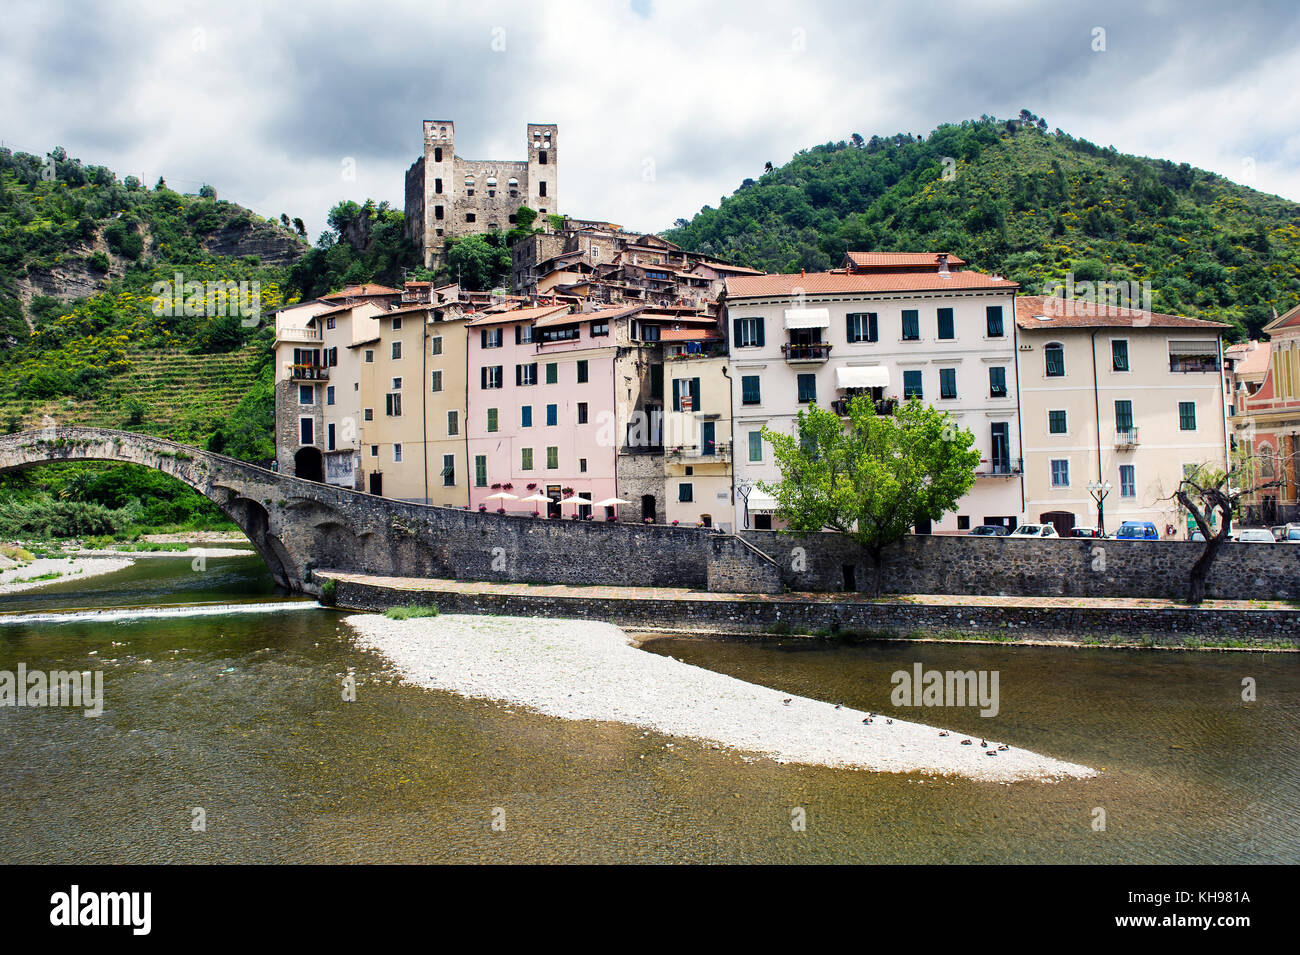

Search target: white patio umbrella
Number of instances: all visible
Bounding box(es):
[592,496,632,519]
[519,492,552,504]
[561,494,593,506]
[485,491,519,501]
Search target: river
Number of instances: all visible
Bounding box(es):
[1,555,1296,863]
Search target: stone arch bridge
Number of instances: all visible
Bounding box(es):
[0,428,781,595]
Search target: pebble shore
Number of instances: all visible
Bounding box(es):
[346,612,1097,783]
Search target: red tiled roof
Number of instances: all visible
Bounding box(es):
[695,261,765,275]
[465,304,571,328]
[726,270,1017,298]
[1264,303,1300,332]
[1226,340,1271,377]
[660,327,721,342]
[843,251,967,269]
[1015,295,1228,331]
[320,283,403,299]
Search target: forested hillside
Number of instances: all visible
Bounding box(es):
[665,114,1300,339]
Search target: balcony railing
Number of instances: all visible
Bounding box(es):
[782,342,831,363]
[290,364,329,381]
[276,327,322,343]
[1169,357,1220,373]
[1116,427,1139,448]
[668,441,731,461]
[977,457,1021,477]
[831,397,898,417]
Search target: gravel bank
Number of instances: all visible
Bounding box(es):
[346,613,1096,783]
[0,557,133,595]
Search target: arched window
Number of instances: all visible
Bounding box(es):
[1044,342,1065,377]
[486,177,497,187]
[1260,443,1275,479]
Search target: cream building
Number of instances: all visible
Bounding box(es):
[1016,295,1229,537]
[356,300,471,505]
[724,254,1023,533]
[661,329,732,529]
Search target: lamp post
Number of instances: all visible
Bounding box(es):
[1087,480,1112,537]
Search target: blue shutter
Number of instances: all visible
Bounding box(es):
[756,318,764,347]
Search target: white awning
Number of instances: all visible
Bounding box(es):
[746,491,779,514]
[1168,339,1219,355]
[783,307,830,330]
[836,365,889,390]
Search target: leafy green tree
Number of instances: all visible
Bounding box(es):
[761,397,980,595]
[445,233,511,290]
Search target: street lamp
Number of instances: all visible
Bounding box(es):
[1087,480,1112,537]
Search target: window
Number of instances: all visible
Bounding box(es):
[391,341,402,360]
[797,373,817,404]
[1051,459,1070,487]
[741,375,761,405]
[487,408,499,432]
[1179,401,1197,431]
[579,458,588,473]
[434,177,442,195]
[431,336,443,356]
[901,310,920,340]
[326,385,335,406]
[989,366,1007,397]
[672,377,701,412]
[517,362,538,386]
[465,212,476,223]
[1169,341,1220,373]
[327,423,336,451]
[515,324,534,345]
[299,418,314,445]
[394,443,403,463]
[1112,339,1130,372]
[447,410,459,436]
[521,448,533,470]
[392,317,403,331]
[591,320,609,337]
[1119,464,1136,498]
[847,312,878,343]
[939,368,957,399]
[431,370,443,392]
[937,308,954,340]
[733,316,764,348]
[545,363,558,384]
[903,369,923,399]
[1114,400,1133,432]
[364,349,374,363]
[434,204,444,220]
[298,385,314,405]
[521,405,533,428]
[576,360,589,384]
[546,404,558,426]
[538,180,547,197]
[577,402,588,424]
[369,445,378,457]
[539,150,548,165]
[958,516,970,530]
[481,328,503,349]
[392,377,402,391]
[474,455,487,487]
[678,483,693,503]
[640,324,661,342]
[1048,410,1067,434]
[546,446,559,469]
[326,317,336,330]
[481,366,503,389]
[748,430,763,463]
[991,423,1011,473]
[434,147,442,162]
[1044,343,1065,377]
[364,408,373,422]
[986,306,1004,337]
[385,393,402,417]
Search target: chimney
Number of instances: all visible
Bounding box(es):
[937,253,949,274]
[801,268,805,278]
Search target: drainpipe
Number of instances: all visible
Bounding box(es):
[1091,330,1103,530]
[722,362,734,528]
[422,312,429,504]
[1011,291,1025,521]
[1218,335,1230,475]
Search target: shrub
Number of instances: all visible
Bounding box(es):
[383,604,439,620]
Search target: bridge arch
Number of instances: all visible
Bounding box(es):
[0,428,307,589]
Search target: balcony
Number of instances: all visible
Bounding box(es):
[1116,428,1139,448]
[976,457,1022,478]
[290,364,329,381]
[1169,357,1220,373]
[668,441,732,461]
[276,327,322,344]
[782,342,831,364]
[831,396,898,417]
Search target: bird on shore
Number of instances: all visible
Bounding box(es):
[782,698,791,706]
[885,719,893,724]
[863,717,873,724]
[960,739,973,745]
[986,750,998,757]
[998,744,1009,752]
[834,703,842,710]
[939,731,949,737]
[980,739,988,748]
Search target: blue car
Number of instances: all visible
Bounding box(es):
[1115,520,1160,540]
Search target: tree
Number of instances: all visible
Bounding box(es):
[292,217,307,238]
[446,233,511,290]
[198,183,216,199]
[760,397,980,595]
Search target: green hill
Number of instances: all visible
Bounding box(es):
[665,114,1300,339]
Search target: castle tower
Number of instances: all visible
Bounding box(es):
[421,120,454,266]
[526,124,558,220]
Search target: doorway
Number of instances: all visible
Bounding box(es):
[295,447,325,483]
[547,485,562,518]
[842,564,857,592]
[368,472,383,496]
[641,494,657,523]
[1040,511,1075,536]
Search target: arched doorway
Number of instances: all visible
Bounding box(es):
[1040,510,1075,536]
[294,447,324,483]
[641,494,657,523]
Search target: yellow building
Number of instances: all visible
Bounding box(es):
[357,301,470,504]
[662,331,733,529]
[1016,295,1229,537]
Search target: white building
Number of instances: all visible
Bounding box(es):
[724,253,1023,533]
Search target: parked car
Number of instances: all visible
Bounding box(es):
[1009,523,1059,538]
[969,524,1010,537]
[1070,527,1100,538]
[1282,523,1300,543]
[1115,521,1160,540]
[1189,530,1206,542]
[1270,525,1288,541]
[1237,527,1276,544]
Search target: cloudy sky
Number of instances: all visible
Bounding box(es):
[3,0,1298,239]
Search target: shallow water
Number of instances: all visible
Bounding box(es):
[0,557,1295,863]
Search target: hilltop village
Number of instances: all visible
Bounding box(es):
[273,119,1275,537]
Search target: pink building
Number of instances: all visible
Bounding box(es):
[466,304,620,518]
